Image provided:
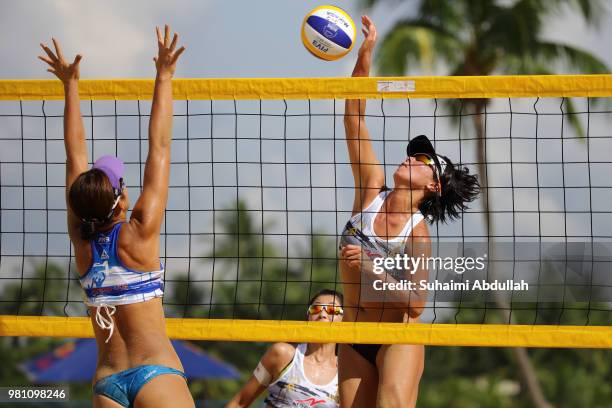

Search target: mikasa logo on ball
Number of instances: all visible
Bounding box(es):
[323,22,339,39]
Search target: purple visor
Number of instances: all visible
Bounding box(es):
[92,155,125,193]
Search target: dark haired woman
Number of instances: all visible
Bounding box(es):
[338,16,480,408]
[39,26,193,407]
[227,289,344,408]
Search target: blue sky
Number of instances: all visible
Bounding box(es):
[1,0,611,78]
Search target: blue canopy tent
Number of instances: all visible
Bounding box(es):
[21,339,239,383]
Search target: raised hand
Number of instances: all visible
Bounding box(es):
[38,38,82,84]
[358,15,377,56]
[154,25,186,79]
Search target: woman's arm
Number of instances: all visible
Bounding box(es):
[130,25,185,238]
[226,376,267,408]
[345,16,384,214]
[39,39,86,241]
[341,227,429,318]
[226,342,295,408]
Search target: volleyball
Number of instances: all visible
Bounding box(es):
[301,5,356,61]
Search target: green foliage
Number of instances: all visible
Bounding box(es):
[419,305,612,407]
[0,261,76,316]
[163,199,342,402]
[0,260,97,402]
[419,344,612,407]
[166,200,339,322]
[372,0,609,77]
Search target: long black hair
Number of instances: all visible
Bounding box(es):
[418,156,480,223]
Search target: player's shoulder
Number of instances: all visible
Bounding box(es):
[262,342,297,374]
[267,342,297,362]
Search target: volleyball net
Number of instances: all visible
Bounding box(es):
[0,75,611,348]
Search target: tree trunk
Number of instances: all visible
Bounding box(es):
[472,107,553,408]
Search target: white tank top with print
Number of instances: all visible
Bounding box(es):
[265,343,339,408]
[340,189,425,278]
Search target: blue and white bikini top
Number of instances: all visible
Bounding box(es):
[79,222,164,342]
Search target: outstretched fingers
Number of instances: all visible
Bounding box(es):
[361,15,369,36]
[156,25,178,52]
[52,38,65,62]
[37,55,54,67]
[361,15,377,41]
[164,24,170,47]
[153,24,185,77]
[171,46,186,64]
[169,33,178,52]
[156,26,164,48]
[40,43,58,63]
[38,38,82,82]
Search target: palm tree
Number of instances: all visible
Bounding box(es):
[369,0,608,230]
[364,1,609,407]
[368,0,608,220]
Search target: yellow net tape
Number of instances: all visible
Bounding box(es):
[0,316,610,348]
[0,75,611,100]
[1,75,611,347]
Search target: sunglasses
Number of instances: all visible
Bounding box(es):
[112,178,126,198]
[411,153,435,166]
[410,153,441,181]
[307,304,344,316]
[105,178,126,220]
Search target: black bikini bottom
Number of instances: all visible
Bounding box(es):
[350,343,382,366]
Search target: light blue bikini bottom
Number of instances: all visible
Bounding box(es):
[93,364,186,407]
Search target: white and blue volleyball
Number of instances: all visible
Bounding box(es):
[301,5,356,61]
